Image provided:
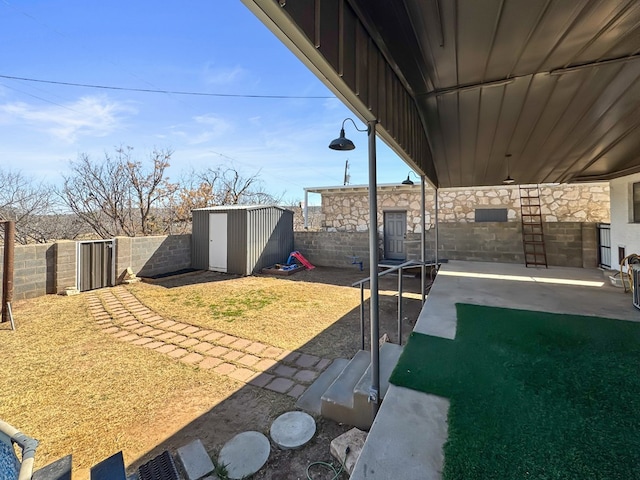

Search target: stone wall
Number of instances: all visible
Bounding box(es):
[320,183,610,232]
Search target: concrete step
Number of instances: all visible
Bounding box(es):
[350,385,450,480]
[296,358,349,415]
[320,350,371,426]
[351,342,404,429]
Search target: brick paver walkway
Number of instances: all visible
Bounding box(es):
[87,286,333,398]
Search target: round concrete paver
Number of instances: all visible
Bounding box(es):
[270,411,316,450]
[218,431,270,480]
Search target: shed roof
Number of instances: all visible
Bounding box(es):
[192,205,291,212]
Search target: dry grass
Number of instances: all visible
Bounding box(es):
[128,274,366,357]
[0,294,243,478]
[0,269,421,479]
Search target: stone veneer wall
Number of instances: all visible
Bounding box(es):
[320,183,610,232]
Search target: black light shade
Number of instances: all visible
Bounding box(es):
[503,153,515,184]
[401,175,414,185]
[328,128,356,150]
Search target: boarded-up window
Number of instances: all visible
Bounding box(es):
[634,182,640,223]
[475,208,508,222]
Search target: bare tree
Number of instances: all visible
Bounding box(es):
[124,147,176,235]
[171,165,281,233]
[0,169,74,244]
[62,147,176,238]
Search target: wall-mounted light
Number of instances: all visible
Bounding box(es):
[401,172,420,185]
[328,118,368,151]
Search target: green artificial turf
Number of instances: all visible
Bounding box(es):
[389,303,640,479]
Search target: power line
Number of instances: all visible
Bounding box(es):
[0,74,336,99]
[0,83,82,113]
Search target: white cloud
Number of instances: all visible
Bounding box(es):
[322,97,341,110]
[0,95,135,143]
[202,64,246,85]
[167,114,233,145]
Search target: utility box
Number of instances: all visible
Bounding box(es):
[191,205,294,276]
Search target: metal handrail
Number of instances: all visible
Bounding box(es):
[351,260,420,287]
[352,260,436,350]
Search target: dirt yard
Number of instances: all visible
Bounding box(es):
[0,266,428,479]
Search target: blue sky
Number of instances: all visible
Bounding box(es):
[0,0,411,204]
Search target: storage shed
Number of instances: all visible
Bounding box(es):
[191,205,294,275]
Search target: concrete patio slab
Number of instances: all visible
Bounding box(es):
[351,261,639,480]
[415,261,639,339]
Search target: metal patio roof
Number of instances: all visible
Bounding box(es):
[242,0,640,188]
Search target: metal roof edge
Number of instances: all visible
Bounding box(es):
[192,205,292,212]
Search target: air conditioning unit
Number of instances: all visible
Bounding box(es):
[633,265,640,311]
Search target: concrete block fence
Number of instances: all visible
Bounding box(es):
[0,225,598,301]
[0,243,56,300]
[114,235,191,281]
[0,235,191,300]
[293,231,371,269]
[294,222,600,270]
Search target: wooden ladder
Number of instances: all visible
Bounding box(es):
[519,185,548,268]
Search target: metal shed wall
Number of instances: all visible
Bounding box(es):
[191,206,294,275]
[191,210,209,270]
[246,207,294,275]
[226,209,248,275]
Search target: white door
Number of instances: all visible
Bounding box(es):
[209,213,227,272]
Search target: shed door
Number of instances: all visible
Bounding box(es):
[209,213,227,272]
[78,240,114,291]
[384,212,406,260]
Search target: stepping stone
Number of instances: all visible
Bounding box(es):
[287,385,306,399]
[180,352,204,365]
[265,377,294,394]
[245,342,267,355]
[273,365,297,378]
[270,411,316,450]
[254,358,278,372]
[295,354,320,368]
[249,372,275,388]
[199,357,223,369]
[218,432,270,480]
[177,439,214,480]
[293,369,318,383]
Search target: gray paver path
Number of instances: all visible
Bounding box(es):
[88,286,333,397]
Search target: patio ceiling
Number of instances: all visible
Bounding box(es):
[241,0,640,188]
